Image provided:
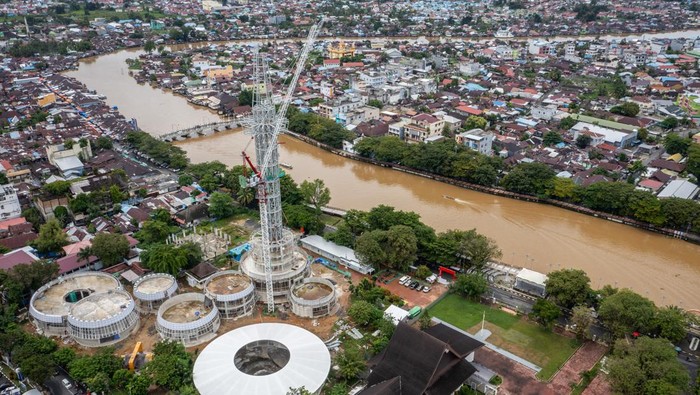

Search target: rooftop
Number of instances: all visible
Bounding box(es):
[134,275,176,295]
[32,273,120,317]
[162,300,211,323]
[206,273,252,295]
[292,281,333,301]
[69,290,132,321]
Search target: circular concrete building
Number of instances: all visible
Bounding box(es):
[193,323,331,395]
[156,293,220,347]
[290,278,337,318]
[67,289,140,347]
[204,271,256,319]
[29,272,122,336]
[132,273,178,314]
[240,229,310,304]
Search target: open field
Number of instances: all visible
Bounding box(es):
[428,294,580,380]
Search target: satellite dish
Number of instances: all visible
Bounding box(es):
[238,175,248,189]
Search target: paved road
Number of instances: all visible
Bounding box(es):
[45,373,77,395]
[485,286,536,314]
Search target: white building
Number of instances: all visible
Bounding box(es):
[0,184,21,220]
[657,179,700,200]
[531,105,558,121]
[455,129,494,156]
[570,122,637,148]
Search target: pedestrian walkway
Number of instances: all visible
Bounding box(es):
[433,318,542,372]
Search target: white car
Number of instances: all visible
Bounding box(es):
[62,379,72,389]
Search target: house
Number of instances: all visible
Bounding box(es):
[185,261,218,288]
[0,184,22,220]
[0,246,39,271]
[455,129,494,156]
[401,114,445,143]
[657,179,700,200]
[300,235,374,275]
[570,122,637,148]
[361,322,484,395]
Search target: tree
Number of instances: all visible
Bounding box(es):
[571,305,594,340]
[576,134,592,148]
[687,143,700,181]
[547,177,577,200]
[653,306,688,344]
[144,40,156,53]
[598,289,657,338]
[178,174,193,186]
[147,341,193,391]
[52,347,76,368]
[543,131,563,146]
[335,345,365,380]
[354,230,387,268]
[95,136,113,150]
[664,133,691,155]
[43,180,72,196]
[607,337,689,395]
[385,225,418,271]
[659,116,679,131]
[141,244,188,275]
[91,233,130,266]
[544,269,591,309]
[610,102,640,117]
[463,116,488,130]
[0,172,7,184]
[559,116,578,130]
[300,179,331,213]
[208,192,235,219]
[69,347,123,388]
[53,205,70,226]
[458,229,502,270]
[283,204,324,234]
[367,99,383,109]
[501,162,555,196]
[347,300,383,327]
[33,219,69,253]
[415,265,432,280]
[531,299,560,329]
[451,273,488,300]
[238,89,253,106]
[236,187,255,207]
[127,374,151,395]
[136,220,172,244]
[287,387,312,395]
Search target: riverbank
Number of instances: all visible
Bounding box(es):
[284,130,700,245]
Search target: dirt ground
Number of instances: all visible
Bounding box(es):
[350,271,448,308]
[475,341,609,395]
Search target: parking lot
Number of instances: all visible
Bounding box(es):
[351,271,448,308]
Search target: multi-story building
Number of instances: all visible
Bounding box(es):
[455,129,494,156]
[318,96,366,122]
[0,185,21,220]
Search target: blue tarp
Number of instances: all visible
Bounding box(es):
[229,243,251,261]
[465,83,487,91]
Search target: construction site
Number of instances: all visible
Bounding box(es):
[156,293,221,347]
[132,273,178,313]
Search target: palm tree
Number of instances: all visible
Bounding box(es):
[236,187,255,207]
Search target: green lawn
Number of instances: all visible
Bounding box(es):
[428,294,580,380]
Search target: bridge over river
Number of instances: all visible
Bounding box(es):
[157,118,242,142]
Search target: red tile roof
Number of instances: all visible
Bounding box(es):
[0,249,38,271]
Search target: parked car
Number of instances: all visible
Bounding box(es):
[62,379,72,390]
[423,286,431,293]
[403,278,413,287]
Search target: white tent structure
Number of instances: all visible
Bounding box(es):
[193,323,331,395]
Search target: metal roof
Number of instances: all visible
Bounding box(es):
[193,323,331,395]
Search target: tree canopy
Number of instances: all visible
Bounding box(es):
[607,337,689,395]
[33,218,69,253]
[544,269,592,309]
[90,233,130,266]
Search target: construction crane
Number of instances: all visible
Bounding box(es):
[242,19,324,313]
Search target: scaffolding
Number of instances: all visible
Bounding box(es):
[156,293,220,347]
[29,272,122,337]
[289,278,338,318]
[67,289,140,348]
[132,273,178,314]
[204,271,257,319]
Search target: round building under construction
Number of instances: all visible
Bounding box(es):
[132,273,178,314]
[67,289,140,347]
[290,278,337,318]
[156,293,220,347]
[29,272,122,337]
[240,229,310,305]
[204,271,256,319]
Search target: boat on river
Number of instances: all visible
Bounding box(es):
[280,162,293,169]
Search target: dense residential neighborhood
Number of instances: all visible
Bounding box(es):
[0,0,700,394]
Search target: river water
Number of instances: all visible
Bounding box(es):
[66,34,700,309]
